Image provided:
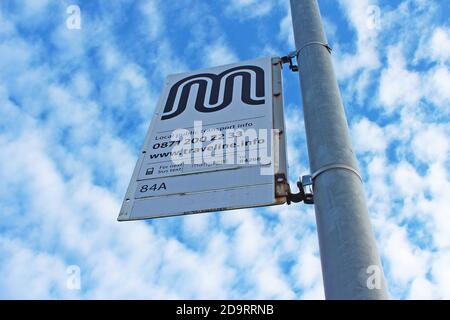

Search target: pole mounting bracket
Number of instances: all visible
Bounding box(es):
[280,51,299,72]
[286,175,314,205]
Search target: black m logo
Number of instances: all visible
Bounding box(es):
[161,65,265,120]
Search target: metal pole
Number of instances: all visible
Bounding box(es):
[289,0,388,299]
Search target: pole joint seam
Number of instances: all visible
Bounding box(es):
[311,164,362,182]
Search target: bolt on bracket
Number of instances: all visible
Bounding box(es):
[280,51,299,72]
[286,175,314,205]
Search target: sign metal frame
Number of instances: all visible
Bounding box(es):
[118,57,289,221]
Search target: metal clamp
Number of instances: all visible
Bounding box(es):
[311,164,362,182]
[286,164,361,206]
[281,42,332,72]
[296,41,332,58]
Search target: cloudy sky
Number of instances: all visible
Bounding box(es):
[0,0,449,299]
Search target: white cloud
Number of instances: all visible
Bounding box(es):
[70,72,93,98]
[0,126,240,299]
[140,0,163,40]
[393,161,422,199]
[251,262,295,299]
[412,126,449,163]
[204,41,238,66]
[232,214,267,266]
[427,27,450,63]
[334,0,381,79]
[352,118,387,154]
[0,38,34,78]
[278,10,294,48]
[380,223,430,287]
[182,213,211,236]
[408,277,435,299]
[291,237,322,290]
[426,166,450,249]
[0,237,76,299]
[378,44,450,113]
[378,46,422,112]
[151,39,188,78]
[424,66,450,107]
[226,0,274,19]
[430,250,450,298]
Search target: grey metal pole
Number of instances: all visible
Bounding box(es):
[289,0,388,299]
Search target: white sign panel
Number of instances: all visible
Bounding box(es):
[118,56,289,221]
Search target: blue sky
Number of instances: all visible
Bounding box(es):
[0,0,449,299]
